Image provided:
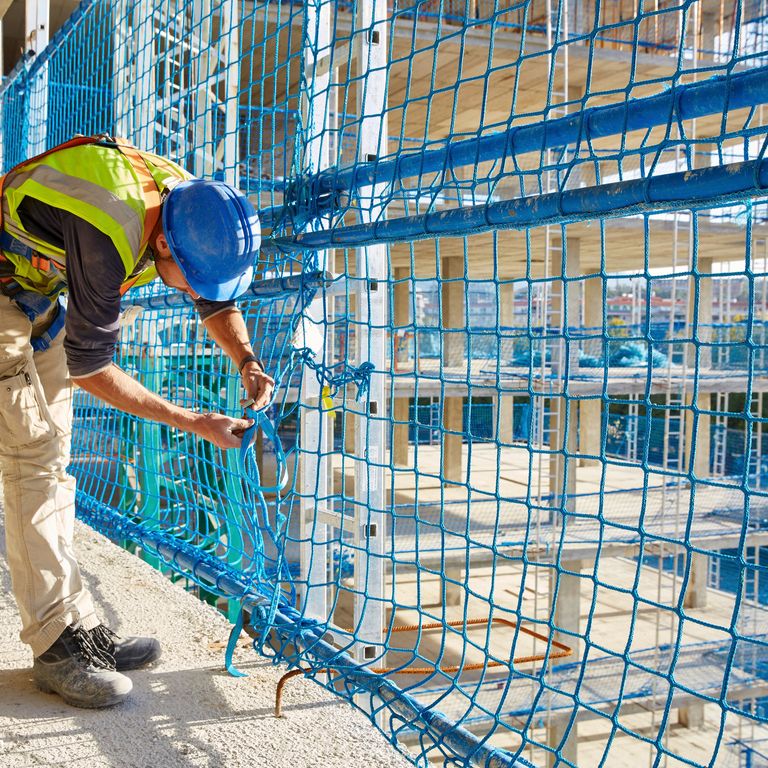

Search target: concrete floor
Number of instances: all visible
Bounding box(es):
[0,517,413,768]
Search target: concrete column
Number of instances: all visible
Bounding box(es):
[546,719,578,768]
[549,238,579,511]
[580,272,603,466]
[684,256,712,480]
[551,561,583,661]
[393,267,411,466]
[684,397,712,480]
[684,551,709,610]
[443,564,463,607]
[700,8,718,58]
[684,257,713,609]
[693,256,713,371]
[441,256,464,485]
[545,237,580,767]
[679,699,706,729]
[498,281,515,444]
[566,0,583,38]
[547,559,582,767]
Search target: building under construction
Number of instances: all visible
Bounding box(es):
[0,1,767,767]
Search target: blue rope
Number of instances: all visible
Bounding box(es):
[298,352,375,401]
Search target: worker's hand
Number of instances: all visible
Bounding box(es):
[192,412,254,449]
[241,361,275,411]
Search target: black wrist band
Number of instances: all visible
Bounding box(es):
[238,353,264,374]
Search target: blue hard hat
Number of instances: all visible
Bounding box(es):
[162,179,261,301]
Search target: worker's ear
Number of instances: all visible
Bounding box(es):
[155,232,171,259]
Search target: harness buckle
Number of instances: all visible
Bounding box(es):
[0,277,24,298]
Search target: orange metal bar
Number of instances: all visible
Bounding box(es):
[275,668,307,718]
[273,616,573,716]
[369,616,572,674]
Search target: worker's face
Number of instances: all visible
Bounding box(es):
[153,233,201,300]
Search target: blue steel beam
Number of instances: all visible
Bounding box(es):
[261,66,768,228]
[262,158,768,253]
[122,270,331,311]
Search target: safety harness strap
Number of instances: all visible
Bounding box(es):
[112,137,162,252]
[29,297,67,352]
[0,278,67,352]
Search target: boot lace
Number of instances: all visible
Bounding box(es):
[64,624,116,670]
[90,624,119,656]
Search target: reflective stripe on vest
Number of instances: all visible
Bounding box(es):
[4,163,145,260]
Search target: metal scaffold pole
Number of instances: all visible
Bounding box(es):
[218,0,239,185]
[25,0,49,155]
[353,0,387,673]
[298,0,333,622]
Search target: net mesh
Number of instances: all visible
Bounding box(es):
[2,0,768,765]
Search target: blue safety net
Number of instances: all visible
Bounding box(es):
[2,1,768,766]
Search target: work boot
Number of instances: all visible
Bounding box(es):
[33,623,132,709]
[90,624,162,671]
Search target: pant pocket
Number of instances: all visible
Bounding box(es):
[0,362,55,447]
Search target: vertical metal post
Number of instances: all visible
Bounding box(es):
[298,0,333,622]
[216,0,241,624]
[353,0,387,666]
[25,0,49,155]
[192,0,215,177]
[219,0,239,185]
[133,0,155,150]
[112,0,131,140]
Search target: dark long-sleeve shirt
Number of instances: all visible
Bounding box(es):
[18,197,234,377]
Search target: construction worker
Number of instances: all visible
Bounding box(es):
[0,136,273,708]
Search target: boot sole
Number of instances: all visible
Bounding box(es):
[36,680,131,709]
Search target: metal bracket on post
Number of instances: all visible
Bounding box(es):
[266,173,345,229]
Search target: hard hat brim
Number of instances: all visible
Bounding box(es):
[185,263,255,301]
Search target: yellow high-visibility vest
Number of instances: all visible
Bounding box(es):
[1,139,192,296]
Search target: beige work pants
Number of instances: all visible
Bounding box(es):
[0,294,99,656]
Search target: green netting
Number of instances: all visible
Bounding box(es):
[2,0,768,766]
